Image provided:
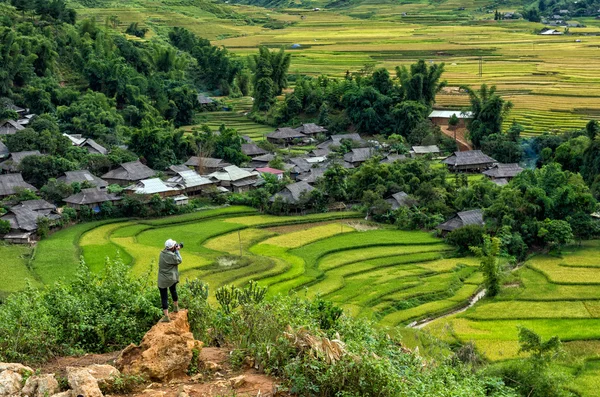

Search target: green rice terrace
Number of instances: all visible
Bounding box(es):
[11,206,481,327]
[71,0,600,135]
[5,206,600,393]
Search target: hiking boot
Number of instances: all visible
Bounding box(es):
[160,315,171,323]
[173,304,179,313]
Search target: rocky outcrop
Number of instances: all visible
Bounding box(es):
[66,367,103,397]
[21,374,59,397]
[116,310,203,382]
[0,370,22,396]
[84,364,120,389]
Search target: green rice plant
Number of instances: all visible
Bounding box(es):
[259,223,355,249]
[204,228,275,254]
[141,206,256,226]
[527,257,600,284]
[0,244,39,296]
[31,219,126,284]
[110,224,152,238]
[224,211,361,226]
[462,301,591,320]
[318,243,450,271]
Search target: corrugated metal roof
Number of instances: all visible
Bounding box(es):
[128,178,179,194]
[177,170,213,187]
[412,145,440,154]
[429,110,473,119]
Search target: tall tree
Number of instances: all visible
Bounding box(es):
[396,60,446,106]
[462,84,513,148]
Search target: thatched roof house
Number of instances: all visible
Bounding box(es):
[343,148,373,165]
[0,173,37,198]
[2,199,59,243]
[437,209,484,234]
[295,123,327,135]
[270,181,315,205]
[81,139,109,155]
[482,163,524,180]
[63,187,122,211]
[317,133,365,150]
[442,150,496,172]
[0,151,42,173]
[266,128,306,144]
[102,160,156,186]
[241,143,268,157]
[382,153,407,164]
[58,170,108,189]
[386,192,415,210]
[0,141,9,160]
[184,157,230,174]
[0,120,25,135]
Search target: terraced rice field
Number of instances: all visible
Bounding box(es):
[425,239,600,396]
[18,206,482,326]
[74,2,600,135]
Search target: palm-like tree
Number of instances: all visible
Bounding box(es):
[461,84,513,148]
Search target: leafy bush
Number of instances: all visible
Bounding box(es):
[446,225,485,254]
[0,258,161,363]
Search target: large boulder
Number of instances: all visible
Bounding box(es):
[0,363,34,375]
[21,374,59,397]
[84,364,120,388]
[115,310,203,382]
[66,367,103,397]
[0,370,22,396]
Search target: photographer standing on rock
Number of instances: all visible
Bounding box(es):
[158,239,183,323]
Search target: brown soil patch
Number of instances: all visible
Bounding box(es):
[39,351,120,378]
[440,125,472,151]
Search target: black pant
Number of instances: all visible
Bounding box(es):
[159,283,178,310]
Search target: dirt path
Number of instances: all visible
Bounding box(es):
[440,125,472,151]
[407,289,486,329]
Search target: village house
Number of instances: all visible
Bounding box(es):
[241,143,268,158]
[316,133,366,150]
[184,156,230,174]
[382,153,407,164]
[81,138,109,155]
[63,187,122,212]
[101,160,156,186]
[298,168,325,185]
[0,120,25,135]
[266,128,306,145]
[0,173,37,198]
[437,209,484,235]
[270,181,315,206]
[428,110,473,127]
[482,163,524,184]
[344,148,373,167]
[286,157,312,180]
[167,169,216,196]
[125,178,181,199]
[442,150,497,172]
[295,123,328,136]
[0,150,42,173]
[208,165,259,193]
[248,153,275,169]
[310,148,331,157]
[58,170,108,190]
[1,199,60,244]
[256,167,284,180]
[410,145,440,157]
[386,192,416,210]
[0,142,9,160]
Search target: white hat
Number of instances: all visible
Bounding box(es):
[165,239,177,249]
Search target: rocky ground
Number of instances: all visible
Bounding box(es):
[0,311,287,397]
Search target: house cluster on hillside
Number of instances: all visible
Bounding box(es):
[0,104,35,136]
[0,102,526,243]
